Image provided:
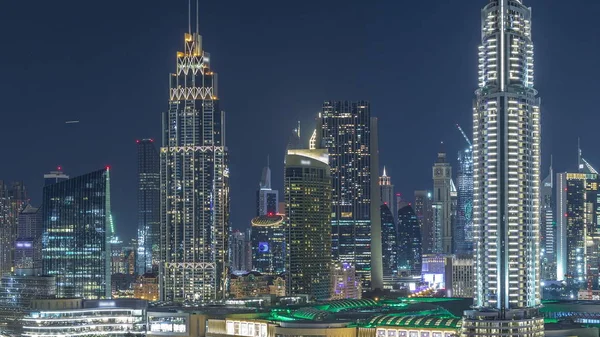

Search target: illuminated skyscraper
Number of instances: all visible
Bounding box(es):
[251,214,285,275]
[160,5,230,303]
[256,160,278,216]
[285,148,331,300]
[316,101,382,289]
[432,147,452,254]
[454,143,474,256]
[15,204,42,276]
[379,167,395,219]
[540,162,555,281]
[42,168,112,299]
[380,204,397,286]
[0,181,27,276]
[462,1,544,336]
[137,139,160,275]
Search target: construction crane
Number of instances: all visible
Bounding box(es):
[456,124,472,148]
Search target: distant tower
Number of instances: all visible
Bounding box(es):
[230,231,251,273]
[42,168,112,299]
[454,134,474,256]
[414,190,434,255]
[541,160,555,281]
[0,181,27,276]
[380,204,397,286]
[379,167,395,220]
[251,214,285,275]
[136,139,160,275]
[160,3,230,303]
[256,158,279,216]
[397,204,422,277]
[285,147,331,300]
[15,204,42,276]
[432,145,452,254]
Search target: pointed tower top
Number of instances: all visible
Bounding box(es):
[382,166,387,177]
[437,141,447,163]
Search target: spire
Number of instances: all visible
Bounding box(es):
[578,137,582,172]
[382,166,387,177]
[188,0,200,34]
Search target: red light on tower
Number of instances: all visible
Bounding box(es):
[105,165,111,170]
[136,140,140,144]
[57,166,62,171]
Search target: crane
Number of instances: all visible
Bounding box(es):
[456,124,472,148]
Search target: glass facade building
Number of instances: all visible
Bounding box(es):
[316,101,374,287]
[160,24,230,302]
[137,139,160,275]
[380,204,397,284]
[0,181,27,276]
[454,146,473,256]
[251,215,285,275]
[285,149,331,300]
[42,168,112,299]
[414,190,434,255]
[463,1,544,336]
[15,204,42,275]
[396,204,422,277]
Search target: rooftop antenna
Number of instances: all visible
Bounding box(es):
[297,121,301,138]
[578,137,582,172]
[188,0,191,34]
[196,0,199,34]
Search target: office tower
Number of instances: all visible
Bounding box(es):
[0,181,27,276]
[285,148,331,300]
[556,171,600,289]
[432,147,452,254]
[42,168,112,299]
[231,231,251,273]
[330,262,362,300]
[462,1,544,336]
[136,139,160,275]
[380,204,397,286]
[251,214,285,275]
[160,7,230,303]
[414,190,434,255]
[316,101,382,289]
[14,204,42,275]
[256,160,279,216]
[446,257,475,298]
[397,204,422,277]
[541,162,555,281]
[379,167,395,220]
[454,141,474,256]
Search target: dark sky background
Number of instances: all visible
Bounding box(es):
[1,0,599,241]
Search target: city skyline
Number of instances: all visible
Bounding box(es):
[0,0,590,241]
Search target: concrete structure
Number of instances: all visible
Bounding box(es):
[160,6,230,303]
[432,147,452,254]
[285,148,332,300]
[463,1,544,336]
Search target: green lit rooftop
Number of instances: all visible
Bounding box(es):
[367,315,462,329]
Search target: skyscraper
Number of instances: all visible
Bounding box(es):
[316,101,382,289]
[397,204,422,277]
[0,181,27,276]
[380,204,397,286]
[285,148,331,300]
[256,160,278,216]
[540,162,555,281]
[230,230,251,273]
[251,214,285,275]
[414,190,434,255]
[432,147,452,254]
[462,1,543,335]
[42,168,112,299]
[160,7,230,303]
[454,143,474,256]
[15,204,42,276]
[137,139,160,275]
[379,167,395,220]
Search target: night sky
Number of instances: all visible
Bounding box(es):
[1,0,599,241]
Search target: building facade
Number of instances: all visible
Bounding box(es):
[15,204,42,275]
[231,230,251,274]
[380,204,397,285]
[541,163,555,281]
[330,262,362,300]
[251,215,285,275]
[42,168,112,299]
[0,181,27,276]
[414,190,434,255]
[432,148,452,254]
[137,139,160,275]
[462,1,544,335]
[316,101,381,288]
[397,204,422,277]
[160,22,230,302]
[257,162,279,216]
[285,148,331,300]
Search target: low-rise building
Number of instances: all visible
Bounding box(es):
[22,298,147,337]
[330,262,362,300]
[230,272,285,299]
[134,272,159,302]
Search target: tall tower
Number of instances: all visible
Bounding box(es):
[0,181,27,276]
[414,190,434,255]
[397,204,422,277]
[160,3,230,303]
[42,168,112,299]
[137,139,160,275]
[540,161,555,281]
[455,141,474,256]
[462,1,543,336]
[285,148,331,300]
[256,159,279,216]
[432,146,452,254]
[379,167,395,220]
[316,101,382,289]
